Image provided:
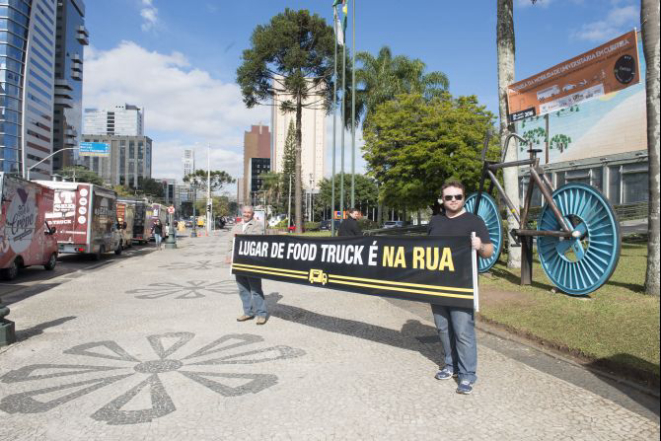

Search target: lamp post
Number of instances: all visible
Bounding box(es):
[165,206,177,249]
[26,147,79,180]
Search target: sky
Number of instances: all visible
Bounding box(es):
[81,0,642,192]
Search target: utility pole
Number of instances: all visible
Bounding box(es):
[206,144,211,236]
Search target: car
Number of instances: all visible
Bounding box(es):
[383,221,406,229]
[319,219,342,231]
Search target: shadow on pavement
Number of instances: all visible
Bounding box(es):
[15,316,77,341]
[0,283,63,306]
[266,292,444,367]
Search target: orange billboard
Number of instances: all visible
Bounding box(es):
[507,30,640,122]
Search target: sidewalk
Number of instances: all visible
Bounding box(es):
[0,233,658,440]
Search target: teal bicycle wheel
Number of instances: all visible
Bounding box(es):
[465,193,503,273]
[537,183,621,296]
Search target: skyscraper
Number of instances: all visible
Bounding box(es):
[182,148,194,178]
[83,104,144,136]
[243,124,270,204]
[79,134,152,188]
[271,77,326,191]
[52,0,89,173]
[0,0,59,179]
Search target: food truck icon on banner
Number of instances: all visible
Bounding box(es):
[308,269,328,285]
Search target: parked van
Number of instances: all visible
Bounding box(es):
[0,174,59,280]
[37,181,122,260]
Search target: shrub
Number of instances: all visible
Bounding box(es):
[358,219,379,231]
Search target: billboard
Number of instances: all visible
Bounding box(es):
[507,30,640,122]
[512,31,646,166]
[79,142,110,157]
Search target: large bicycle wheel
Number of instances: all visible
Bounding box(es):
[465,193,503,273]
[537,183,620,296]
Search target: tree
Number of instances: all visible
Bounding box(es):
[641,0,660,295]
[355,46,449,130]
[59,166,103,185]
[137,177,165,199]
[317,173,378,214]
[113,185,134,198]
[260,171,286,213]
[549,134,572,154]
[497,0,522,268]
[237,9,339,233]
[363,93,497,211]
[282,120,297,188]
[183,169,234,193]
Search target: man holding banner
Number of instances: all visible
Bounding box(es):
[227,206,269,325]
[428,180,493,395]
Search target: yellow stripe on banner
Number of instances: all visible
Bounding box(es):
[329,278,474,300]
[329,274,474,294]
[232,263,307,276]
[232,266,308,280]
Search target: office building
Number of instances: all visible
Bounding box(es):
[83,104,144,136]
[0,0,58,179]
[183,148,194,178]
[271,77,326,191]
[80,134,152,187]
[52,0,88,172]
[249,157,270,205]
[236,177,246,206]
[242,124,270,203]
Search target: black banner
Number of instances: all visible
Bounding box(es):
[231,235,476,309]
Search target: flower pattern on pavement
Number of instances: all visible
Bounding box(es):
[0,333,305,425]
[126,280,237,299]
[159,260,226,271]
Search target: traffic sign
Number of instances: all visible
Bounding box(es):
[79,142,110,157]
[167,206,175,214]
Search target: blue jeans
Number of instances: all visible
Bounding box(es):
[236,276,267,317]
[431,304,477,383]
[154,234,162,246]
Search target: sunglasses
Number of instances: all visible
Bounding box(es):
[443,194,464,201]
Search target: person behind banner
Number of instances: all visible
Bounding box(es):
[427,180,493,395]
[338,208,362,237]
[226,206,269,325]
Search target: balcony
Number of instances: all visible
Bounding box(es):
[76,26,89,45]
[71,70,82,81]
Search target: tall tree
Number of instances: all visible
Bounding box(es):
[363,93,497,211]
[282,120,297,189]
[317,173,378,212]
[237,9,338,233]
[355,46,449,130]
[183,169,235,207]
[641,0,660,295]
[497,0,522,268]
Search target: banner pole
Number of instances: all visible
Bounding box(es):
[229,236,236,277]
[471,232,479,312]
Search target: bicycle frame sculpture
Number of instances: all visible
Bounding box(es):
[467,133,621,296]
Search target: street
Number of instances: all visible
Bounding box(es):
[0,230,658,440]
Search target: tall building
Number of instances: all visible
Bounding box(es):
[52,0,88,173]
[242,124,270,203]
[271,78,326,191]
[182,148,194,178]
[249,157,270,205]
[0,0,58,179]
[83,104,144,136]
[80,134,152,187]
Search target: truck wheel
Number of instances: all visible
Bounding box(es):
[1,259,19,281]
[93,246,104,261]
[44,253,58,271]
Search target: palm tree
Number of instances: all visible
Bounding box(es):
[354,46,449,130]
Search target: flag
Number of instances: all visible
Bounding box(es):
[333,7,344,46]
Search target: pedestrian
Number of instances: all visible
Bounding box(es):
[427,180,493,395]
[151,219,164,250]
[338,208,362,237]
[226,206,268,325]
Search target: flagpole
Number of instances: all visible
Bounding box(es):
[340,5,346,220]
[331,6,338,237]
[350,0,356,208]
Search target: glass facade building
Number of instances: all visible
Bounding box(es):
[0,0,58,179]
[80,134,152,188]
[52,0,87,172]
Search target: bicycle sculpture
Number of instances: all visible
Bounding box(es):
[467,133,621,296]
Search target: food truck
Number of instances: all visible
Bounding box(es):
[0,174,59,280]
[118,198,149,244]
[116,201,135,249]
[37,181,122,260]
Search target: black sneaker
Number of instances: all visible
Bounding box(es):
[456,380,474,395]
[434,367,457,380]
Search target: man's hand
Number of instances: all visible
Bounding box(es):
[471,236,482,251]
[225,256,232,265]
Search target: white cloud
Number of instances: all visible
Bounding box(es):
[83,42,270,182]
[140,0,159,32]
[573,4,639,42]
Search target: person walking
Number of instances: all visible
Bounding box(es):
[427,180,493,395]
[152,219,164,250]
[338,208,362,237]
[226,206,268,325]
